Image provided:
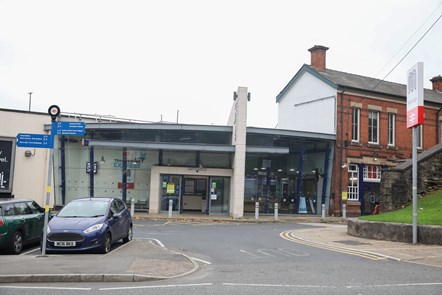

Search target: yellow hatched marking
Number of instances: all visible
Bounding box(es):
[280,230,387,261]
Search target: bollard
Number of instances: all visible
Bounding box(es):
[255,202,259,220]
[321,204,326,219]
[130,198,135,216]
[343,204,347,219]
[168,199,173,218]
[274,203,279,221]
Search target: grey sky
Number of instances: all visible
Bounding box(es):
[1,0,441,127]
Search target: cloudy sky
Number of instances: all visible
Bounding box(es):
[1,0,441,128]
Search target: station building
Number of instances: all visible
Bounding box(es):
[0,87,335,218]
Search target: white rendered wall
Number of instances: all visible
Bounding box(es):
[0,110,52,206]
[277,71,336,135]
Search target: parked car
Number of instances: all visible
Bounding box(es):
[45,197,132,254]
[0,199,46,254]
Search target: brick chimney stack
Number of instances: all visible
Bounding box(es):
[430,75,442,92]
[308,45,329,72]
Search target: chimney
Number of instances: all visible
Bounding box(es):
[430,75,442,92]
[308,45,329,71]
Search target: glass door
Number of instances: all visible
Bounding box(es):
[160,175,182,213]
[208,177,230,214]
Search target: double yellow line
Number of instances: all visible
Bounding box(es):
[280,230,390,261]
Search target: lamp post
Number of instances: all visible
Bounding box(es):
[28,92,33,111]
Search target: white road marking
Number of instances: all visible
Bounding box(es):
[223,283,324,288]
[190,256,212,265]
[20,247,40,256]
[99,283,213,291]
[97,240,134,259]
[0,286,91,291]
[240,250,262,258]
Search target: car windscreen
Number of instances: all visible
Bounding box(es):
[57,200,108,218]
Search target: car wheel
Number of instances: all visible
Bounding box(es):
[100,233,112,254]
[122,225,133,243]
[10,231,23,255]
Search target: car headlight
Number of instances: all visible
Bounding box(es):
[84,223,104,234]
[47,225,51,234]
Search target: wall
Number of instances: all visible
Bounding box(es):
[0,110,52,206]
[380,143,442,211]
[277,71,336,134]
[332,89,441,217]
[348,219,442,245]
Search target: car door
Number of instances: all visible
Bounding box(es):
[26,201,45,240]
[12,202,34,242]
[109,200,124,241]
[116,199,131,235]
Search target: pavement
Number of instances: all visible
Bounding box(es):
[0,213,441,283]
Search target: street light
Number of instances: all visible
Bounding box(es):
[28,92,33,111]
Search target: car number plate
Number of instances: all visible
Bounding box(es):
[54,241,76,247]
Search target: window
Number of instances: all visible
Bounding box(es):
[14,202,32,215]
[363,165,381,182]
[368,111,379,144]
[27,201,43,214]
[388,113,396,146]
[347,164,359,201]
[351,108,360,142]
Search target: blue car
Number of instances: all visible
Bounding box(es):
[45,197,132,254]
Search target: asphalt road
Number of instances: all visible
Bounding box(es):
[1,220,441,295]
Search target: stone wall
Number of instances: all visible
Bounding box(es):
[380,143,442,211]
[348,219,442,245]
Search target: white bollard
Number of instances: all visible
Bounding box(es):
[130,198,135,216]
[321,204,326,219]
[255,202,259,220]
[274,203,279,221]
[168,199,173,218]
[343,204,347,219]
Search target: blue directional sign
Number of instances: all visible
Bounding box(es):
[16,133,53,148]
[54,121,86,136]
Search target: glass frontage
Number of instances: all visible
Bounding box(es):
[208,177,230,214]
[244,153,327,215]
[52,124,334,216]
[53,137,156,210]
[160,175,182,212]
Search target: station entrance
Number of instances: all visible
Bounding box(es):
[160,174,230,214]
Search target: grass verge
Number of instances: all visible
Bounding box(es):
[359,191,442,226]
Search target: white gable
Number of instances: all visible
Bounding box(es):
[277,71,336,135]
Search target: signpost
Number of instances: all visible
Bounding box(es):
[16,133,53,149]
[16,105,86,256]
[407,62,424,245]
[54,122,86,136]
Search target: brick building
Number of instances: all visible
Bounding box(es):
[276,45,442,216]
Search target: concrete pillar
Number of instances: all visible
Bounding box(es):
[229,86,249,218]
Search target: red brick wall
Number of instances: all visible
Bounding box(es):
[330,91,439,216]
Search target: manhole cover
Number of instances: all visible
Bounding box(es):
[335,240,371,246]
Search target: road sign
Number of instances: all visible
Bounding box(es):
[54,121,86,136]
[16,133,53,148]
[406,62,424,128]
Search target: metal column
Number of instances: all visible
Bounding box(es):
[122,148,127,203]
[321,143,330,205]
[60,136,66,205]
[295,145,305,213]
[89,146,94,198]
